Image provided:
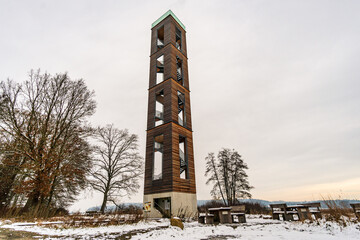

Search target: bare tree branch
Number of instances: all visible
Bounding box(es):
[205,148,253,206]
[90,124,143,213]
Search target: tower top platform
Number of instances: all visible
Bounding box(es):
[151,10,186,30]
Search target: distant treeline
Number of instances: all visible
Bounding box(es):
[86,199,360,213]
[197,199,360,209]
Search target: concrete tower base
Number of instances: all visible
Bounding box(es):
[143,192,197,218]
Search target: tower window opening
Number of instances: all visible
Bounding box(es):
[177,91,185,126]
[155,90,164,127]
[176,56,183,85]
[179,135,188,179]
[176,27,182,50]
[157,26,164,49]
[153,134,164,180]
[156,55,164,84]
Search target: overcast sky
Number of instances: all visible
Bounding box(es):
[1,0,359,211]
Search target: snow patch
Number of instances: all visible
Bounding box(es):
[1,215,360,239]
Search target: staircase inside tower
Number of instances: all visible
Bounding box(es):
[177,91,185,126]
[156,55,164,84]
[179,148,186,173]
[176,57,183,85]
[157,26,164,49]
[154,197,171,218]
[179,135,188,179]
[155,90,164,126]
[175,27,182,50]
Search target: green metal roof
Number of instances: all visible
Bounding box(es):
[151,10,186,30]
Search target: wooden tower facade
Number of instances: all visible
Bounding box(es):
[143,10,197,217]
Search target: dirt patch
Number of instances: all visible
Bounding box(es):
[115,226,168,239]
[201,235,238,240]
[0,228,42,240]
[0,225,169,240]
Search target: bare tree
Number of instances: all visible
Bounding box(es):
[0,70,96,216]
[205,148,253,206]
[90,124,143,213]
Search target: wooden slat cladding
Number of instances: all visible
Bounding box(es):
[169,17,187,57]
[151,16,187,58]
[148,45,174,88]
[146,78,192,131]
[171,124,196,194]
[144,123,196,195]
[149,44,189,90]
[168,46,190,90]
[144,13,196,196]
[146,81,172,130]
[170,80,192,130]
[144,124,173,194]
[150,17,173,56]
[149,14,189,90]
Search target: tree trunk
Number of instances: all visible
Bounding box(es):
[22,173,42,215]
[100,189,109,213]
[222,158,230,206]
[22,192,40,215]
[211,156,226,206]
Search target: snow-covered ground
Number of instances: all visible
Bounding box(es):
[1,215,360,239]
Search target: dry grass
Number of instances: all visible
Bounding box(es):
[58,213,143,228]
[1,213,143,229]
[0,206,69,220]
[321,195,357,227]
[1,205,144,228]
[175,206,197,222]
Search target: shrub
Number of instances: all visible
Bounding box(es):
[321,196,354,227]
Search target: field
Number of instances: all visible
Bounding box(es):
[1,215,360,239]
